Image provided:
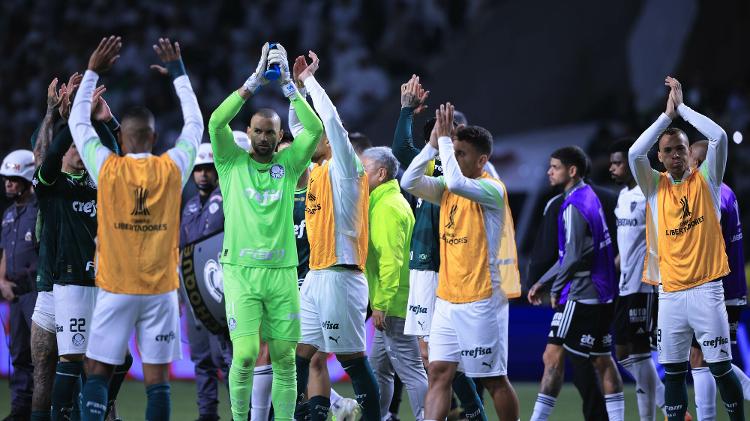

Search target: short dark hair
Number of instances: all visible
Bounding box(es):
[349,132,372,155]
[550,146,588,177]
[121,106,155,126]
[455,125,493,156]
[608,138,634,155]
[253,108,280,121]
[657,127,687,148]
[423,117,460,143]
[453,110,468,126]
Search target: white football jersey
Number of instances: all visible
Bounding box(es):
[615,185,654,295]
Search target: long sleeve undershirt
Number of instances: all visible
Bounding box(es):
[537,182,598,302]
[70,70,203,186]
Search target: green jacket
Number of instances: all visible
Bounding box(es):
[365,179,414,319]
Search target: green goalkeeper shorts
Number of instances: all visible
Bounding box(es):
[222,264,301,342]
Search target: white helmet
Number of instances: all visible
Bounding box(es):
[194,143,214,166]
[233,130,252,152]
[0,150,35,182]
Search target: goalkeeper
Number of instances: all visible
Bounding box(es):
[207,42,323,421]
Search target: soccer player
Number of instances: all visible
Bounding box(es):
[70,36,202,420]
[688,140,750,418]
[527,145,624,421]
[0,149,38,421]
[179,142,233,421]
[628,76,743,421]
[610,139,667,421]
[361,146,428,420]
[289,51,379,421]
[35,85,134,420]
[207,43,322,421]
[401,103,518,421]
[28,74,75,421]
[392,75,490,421]
[276,136,360,421]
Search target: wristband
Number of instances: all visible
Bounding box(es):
[281,81,297,99]
[165,59,187,80]
[105,116,120,133]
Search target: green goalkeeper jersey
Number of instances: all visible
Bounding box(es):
[208,90,322,268]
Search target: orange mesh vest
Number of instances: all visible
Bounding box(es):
[96,154,183,294]
[643,170,728,291]
[496,179,521,299]
[438,175,493,303]
[305,161,369,271]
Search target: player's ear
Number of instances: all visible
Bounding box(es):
[278,128,285,140]
[568,164,577,179]
[478,154,488,169]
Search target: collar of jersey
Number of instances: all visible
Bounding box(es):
[126,152,153,159]
[62,171,86,180]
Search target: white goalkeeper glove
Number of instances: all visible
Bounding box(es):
[267,43,297,98]
[243,42,270,94]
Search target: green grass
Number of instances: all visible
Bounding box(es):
[1,379,748,420]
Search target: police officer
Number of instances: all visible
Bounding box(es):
[0,150,38,420]
[180,142,232,421]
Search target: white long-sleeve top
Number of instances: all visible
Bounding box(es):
[288,76,366,265]
[401,136,506,285]
[628,103,727,283]
[69,70,203,187]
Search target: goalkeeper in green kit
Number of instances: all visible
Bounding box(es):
[207,42,323,421]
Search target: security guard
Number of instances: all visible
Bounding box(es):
[0,150,38,420]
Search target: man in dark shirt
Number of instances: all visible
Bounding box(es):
[528,146,622,421]
[180,142,232,421]
[391,76,486,421]
[0,149,38,420]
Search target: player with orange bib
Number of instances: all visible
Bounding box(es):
[629,76,743,421]
[69,36,203,421]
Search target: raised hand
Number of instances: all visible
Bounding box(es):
[665,76,683,107]
[297,51,320,83]
[87,35,122,74]
[267,43,297,97]
[91,85,113,122]
[47,78,62,111]
[400,75,429,114]
[58,73,83,120]
[242,42,270,95]
[150,38,184,78]
[428,118,439,150]
[267,44,291,83]
[434,102,455,139]
[292,56,306,88]
[414,85,429,114]
[65,72,83,96]
[58,72,83,120]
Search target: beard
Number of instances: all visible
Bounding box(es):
[196,182,215,192]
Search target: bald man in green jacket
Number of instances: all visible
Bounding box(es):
[362,146,428,420]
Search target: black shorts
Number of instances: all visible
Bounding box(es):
[614,292,657,351]
[691,304,744,347]
[548,301,614,357]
